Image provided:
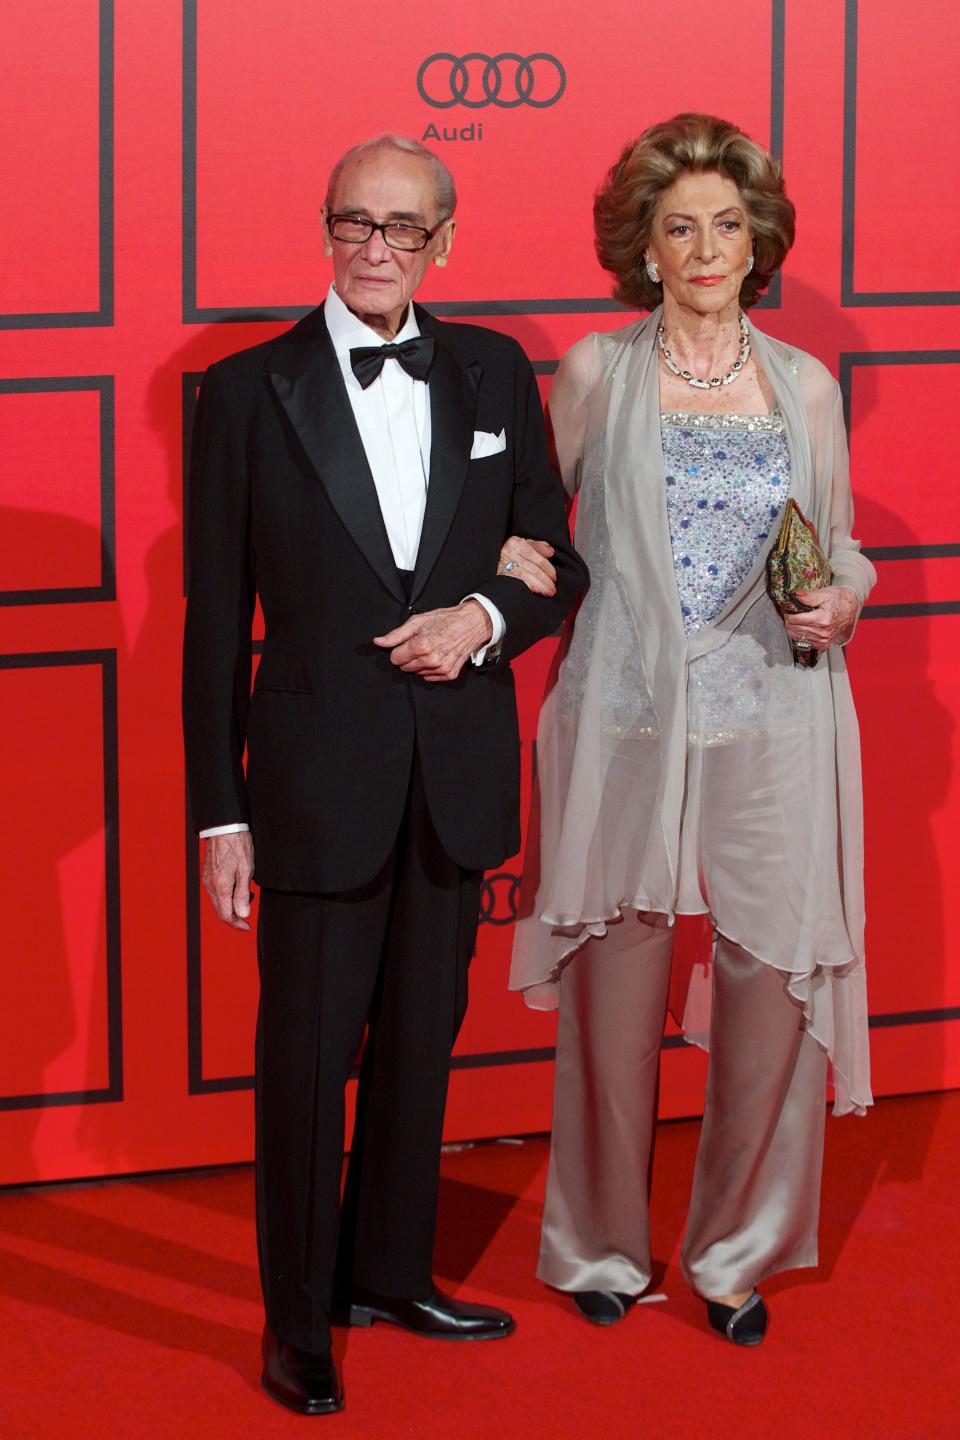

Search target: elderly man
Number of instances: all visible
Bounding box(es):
[183,135,585,1415]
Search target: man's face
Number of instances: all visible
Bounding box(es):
[322,148,455,336]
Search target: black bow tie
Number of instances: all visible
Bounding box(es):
[349,336,436,389]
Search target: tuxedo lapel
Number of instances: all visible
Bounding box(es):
[410,309,479,603]
[266,308,405,602]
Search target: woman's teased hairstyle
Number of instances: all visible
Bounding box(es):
[594,113,795,310]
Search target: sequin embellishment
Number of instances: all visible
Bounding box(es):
[661,411,791,635]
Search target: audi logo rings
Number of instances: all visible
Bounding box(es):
[479,873,521,926]
[417,52,567,109]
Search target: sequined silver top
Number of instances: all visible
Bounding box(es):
[662,410,790,635]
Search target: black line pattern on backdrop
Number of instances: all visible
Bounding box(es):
[0,0,114,329]
[839,349,960,429]
[188,1006,960,1094]
[841,0,959,307]
[861,603,960,620]
[184,779,211,1094]
[181,0,784,322]
[181,373,203,595]
[182,14,960,1088]
[184,340,960,1089]
[181,0,201,327]
[187,783,960,1097]
[186,824,528,1089]
[0,377,116,607]
[454,1008,960,1068]
[865,545,960,561]
[0,650,122,1111]
[843,350,960,617]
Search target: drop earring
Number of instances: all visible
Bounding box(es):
[745,254,754,276]
[644,257,661,284]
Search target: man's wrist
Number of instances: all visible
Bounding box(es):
[460,597,494,647]
[462,593,504,665]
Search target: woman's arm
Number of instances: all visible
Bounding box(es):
[790,381,877,649]
[824,386,877,620]
[547,333,598,498]
[495,334,599,594]
[820,385,876,645]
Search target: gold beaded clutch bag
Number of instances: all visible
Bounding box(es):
[766,499,832,669]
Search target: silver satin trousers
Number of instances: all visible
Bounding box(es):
[538,912,828,1298]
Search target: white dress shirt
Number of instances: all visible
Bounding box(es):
[199,285,505,839]
[326,282,431,570]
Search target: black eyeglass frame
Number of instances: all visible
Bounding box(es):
[326,213,448,252]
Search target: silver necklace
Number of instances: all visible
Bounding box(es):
[657,313,750,389]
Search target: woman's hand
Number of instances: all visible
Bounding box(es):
[498,536,557,596]
[784,585,859,651]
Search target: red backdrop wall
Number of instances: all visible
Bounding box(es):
[1,0,958,1185]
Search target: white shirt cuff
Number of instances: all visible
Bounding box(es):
[199,822,250,838]
[463,593,505,665]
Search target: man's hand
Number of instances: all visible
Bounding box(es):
[784,585,859,651]
[498,536,557,596]
[202,831,255,930]
[373,599,493,682]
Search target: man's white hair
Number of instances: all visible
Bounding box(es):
[324,134,457,220]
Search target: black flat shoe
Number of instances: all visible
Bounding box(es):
[346,1283,514,1340]
[260,1327,343,1415]
[573,1291,636,1326]
[705,1290,768,1347]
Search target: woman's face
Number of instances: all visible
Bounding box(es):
[646,170,753,313]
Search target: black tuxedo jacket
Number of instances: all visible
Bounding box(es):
[183,303,587,893]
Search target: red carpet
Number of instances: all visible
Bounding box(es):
[0,1091,957,1439]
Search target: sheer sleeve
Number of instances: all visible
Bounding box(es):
[797,356,876,644]
[547,334,599,497]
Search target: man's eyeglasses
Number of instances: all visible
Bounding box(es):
[326,214,446,252]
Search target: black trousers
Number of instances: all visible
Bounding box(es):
[254,755,482,1352]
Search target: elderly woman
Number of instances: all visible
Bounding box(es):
[505,114,874,1345]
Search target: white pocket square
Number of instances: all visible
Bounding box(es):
[470,428,506,460]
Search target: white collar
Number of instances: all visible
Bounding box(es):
[324,283,421,358]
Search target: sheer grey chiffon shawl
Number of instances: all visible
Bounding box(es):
[509,310,876,1116]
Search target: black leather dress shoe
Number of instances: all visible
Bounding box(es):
[260,1327,344,1415]
[346,1284,515,1340]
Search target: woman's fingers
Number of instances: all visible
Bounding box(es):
[498,535,557,594]
[787,586,858,650]
[501,557,556,595]
[785,610,830,645]
[784,603,838,649]
[500,536,556,576]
